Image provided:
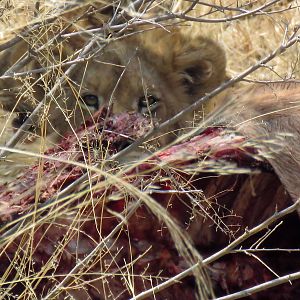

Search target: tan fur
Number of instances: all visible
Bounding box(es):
[0,26,226,142]
[216,82,300,200]
[1,10,300,201]
[2,8,300,201]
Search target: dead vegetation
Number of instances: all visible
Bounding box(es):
[0,0,300,299]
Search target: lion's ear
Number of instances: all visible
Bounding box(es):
[173,37,226,96]
[177,57,213,87]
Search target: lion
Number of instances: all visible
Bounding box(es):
[0,25,227,144]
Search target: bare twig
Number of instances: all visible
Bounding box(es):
[129,198,300,300]
[0,1,85,54]
[0,35,23,52]
[61,0,285,39]
[182,0,199,15]
[0,56,92,78]
[0,25,299,237]
[232,248,300,253]
[42,199,142,300]
[194,0,299,17]
[110,29,300,163]
[170,0,282,23]
[0,0,151,159]
[1,1,116,77]
[0,39,97,159]
[193,1,249,13]
[214,270,300,300]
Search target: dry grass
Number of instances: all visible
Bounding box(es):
[0,1,300,299]
[1,0,299,169]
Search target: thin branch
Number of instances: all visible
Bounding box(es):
[192,1,247,13]
[42,200,142,300]
[214,270,300,300]
[59,12,176,39]
[3,1,285,78]
[0,35,23,52]
[0,38,98,159]
[182,0,199,15]
[61,0,284,39]
[170,0,282,23]
[0,54,94,79]
[242,79,300,84]
[110,29,300,163]
[244,250,280,280]
[129,198,300,300]
[195,1,299,17]
[0,0,151,159]
[0,0,129,76]
[0,1,84,54]
[0,25,174,79]
[0,25,299,236]
[1,2,111,77]
[232,248,300,253]
[2,51,34,76]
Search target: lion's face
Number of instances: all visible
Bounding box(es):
[1,28,226,144]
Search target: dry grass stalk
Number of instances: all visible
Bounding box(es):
[0,1,299,299]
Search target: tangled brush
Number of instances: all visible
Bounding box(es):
[0,108,299,299]
[0,1,300,299]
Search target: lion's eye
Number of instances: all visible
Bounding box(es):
[138,95,159,115]
[80,94,100,111]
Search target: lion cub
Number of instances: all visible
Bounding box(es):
[0,28,226,143]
